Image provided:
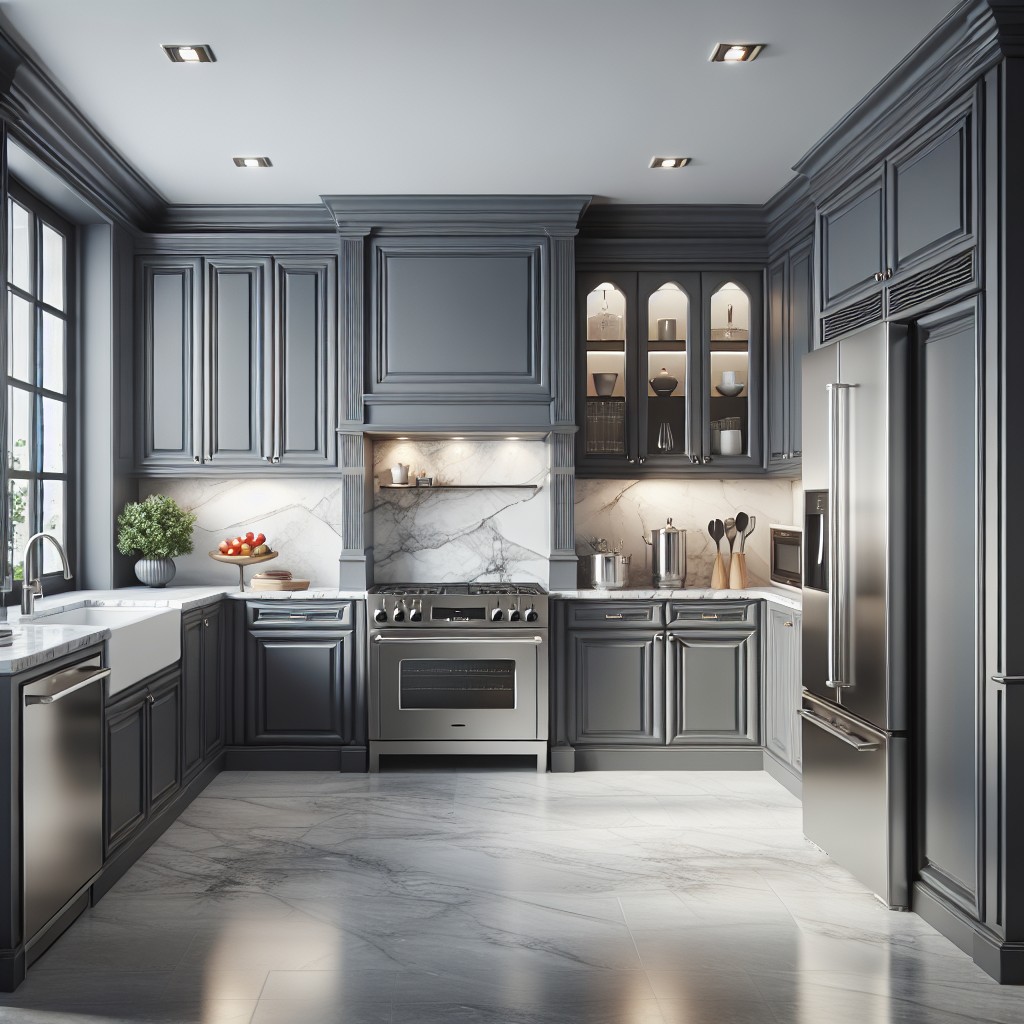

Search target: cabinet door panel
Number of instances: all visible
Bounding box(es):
[274,258,336,466]
[202,605,224,757]
[104,696,146,853]
[889,98,975,278]
[148,678,180,812]
[820,173,884,310]
[787,241,813,457]
[139,259,201,465]
[571,632,664,745]
[247,631,351,744]
[767,257,788,464]
[765,606,801,766]
[181,612,204,779]
[207,259,270,464]
[668,632,758,744]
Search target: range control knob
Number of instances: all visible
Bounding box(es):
[524,606,539,623]
[373,607,388,624]
[508,606,521,622]
[392,604,405,623]
[409,603,422,622]
[491,607,504,622]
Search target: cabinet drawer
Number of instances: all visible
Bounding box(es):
[568,601,665,628]
[247,601,354,628]
[668,601,757,629]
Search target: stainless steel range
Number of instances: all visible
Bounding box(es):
[366,583,548,772]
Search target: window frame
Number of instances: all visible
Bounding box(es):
[6,179,77,600]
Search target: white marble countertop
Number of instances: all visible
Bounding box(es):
[0,586,370,674]
[550,585,802,611]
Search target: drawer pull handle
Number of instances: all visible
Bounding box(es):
[784,621,794,628]
[605,613,624,619]
[701,613,719,620]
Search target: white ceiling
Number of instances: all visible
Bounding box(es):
[0,0,963,208]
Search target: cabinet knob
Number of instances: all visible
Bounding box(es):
[265,455,273,463]
[654,633,664,641]
[146,692,155,704]
[874,271,884,282]
[784,621,794,628]
[638,456,646,465]
[193,455,201,464]
[791,450,802,457]
[203,457,212,464]
[689,454,699,465]
[884,267,893,280]
[626,457,636,465]
[204,618,209,627]
[272,456,280,464]
[702,455,713,464]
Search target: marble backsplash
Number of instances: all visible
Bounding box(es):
[575,478,801,590]
[372,438,549,585]
[140,479,344,588]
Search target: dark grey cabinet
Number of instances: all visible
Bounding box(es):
[767,238,813,470]
[818,89,978,328]
[103,668,181,855]
[667,629,759,745]
[181,601,224,780]
[569,631,665,745]
[242,601,363,750]
[561,600,759,751]
[137,253,336,472]
[764,605,802,772]
[577,269,764,475]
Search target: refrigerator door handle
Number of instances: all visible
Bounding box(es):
[798,708,879,752]
[826,382,854,691]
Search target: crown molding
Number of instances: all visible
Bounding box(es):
[764,176,815,257]
[320,195,591,237]
[156,204,336,233]
[0,20,164,229]
[578,202,766,240]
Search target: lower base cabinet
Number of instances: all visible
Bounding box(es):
[237,601,367,768]
[103,667,181,855]
[764,605,803,772]
[561,600,760,758]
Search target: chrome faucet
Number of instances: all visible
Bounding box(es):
[21,533,73,617]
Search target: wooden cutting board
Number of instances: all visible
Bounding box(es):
[250,578,310,591]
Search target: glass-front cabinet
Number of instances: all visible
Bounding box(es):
[578,269,762,474]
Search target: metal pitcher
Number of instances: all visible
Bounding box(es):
[643,517,686,588]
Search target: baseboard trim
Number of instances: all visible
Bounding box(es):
[762,749,803,798]
[914,881,1024,984]
[222,745,367,771]
[571,746,764,772]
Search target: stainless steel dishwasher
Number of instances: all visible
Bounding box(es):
[22,656,108,944]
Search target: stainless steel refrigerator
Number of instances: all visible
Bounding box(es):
[801,323,910,909]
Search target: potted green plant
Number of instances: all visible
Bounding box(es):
[116,495,197,587]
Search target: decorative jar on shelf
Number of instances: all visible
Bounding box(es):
[649,367,679,397]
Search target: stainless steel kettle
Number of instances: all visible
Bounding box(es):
[643,517,686,588]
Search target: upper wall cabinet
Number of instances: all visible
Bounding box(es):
[577,268,763,476]
[137,253,336,474]
[818,88,979,341]
[767,237,813,471]
[322,195,590,433]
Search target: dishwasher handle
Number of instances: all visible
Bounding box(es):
[24,666,111,705]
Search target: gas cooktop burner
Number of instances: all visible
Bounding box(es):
[368,583,546,597]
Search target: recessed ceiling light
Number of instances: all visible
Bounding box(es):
[232,156,273,168]
[162,43,216,63]
[649,156,691,169]
[709,42,765,63]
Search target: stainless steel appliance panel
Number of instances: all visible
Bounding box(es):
[800,693,908,908]
[23,658,107,942]
[769,524,802,589]
[371,633,543,741]
[839,325,909,731]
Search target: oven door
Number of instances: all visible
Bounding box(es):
[370,632,543,741]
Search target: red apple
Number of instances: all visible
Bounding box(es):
[218,540,230,554]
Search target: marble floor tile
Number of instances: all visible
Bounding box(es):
[2,769,1023,1024]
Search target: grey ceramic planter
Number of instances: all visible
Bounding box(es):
[134,557,176,588]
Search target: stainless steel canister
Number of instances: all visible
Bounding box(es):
[647,518,686,588]
[590,552,630,590]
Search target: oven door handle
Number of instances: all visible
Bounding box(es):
[373,635,544,644]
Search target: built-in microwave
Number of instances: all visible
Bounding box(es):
[769,524,803,589]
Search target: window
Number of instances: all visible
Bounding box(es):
[6,184,75,588]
